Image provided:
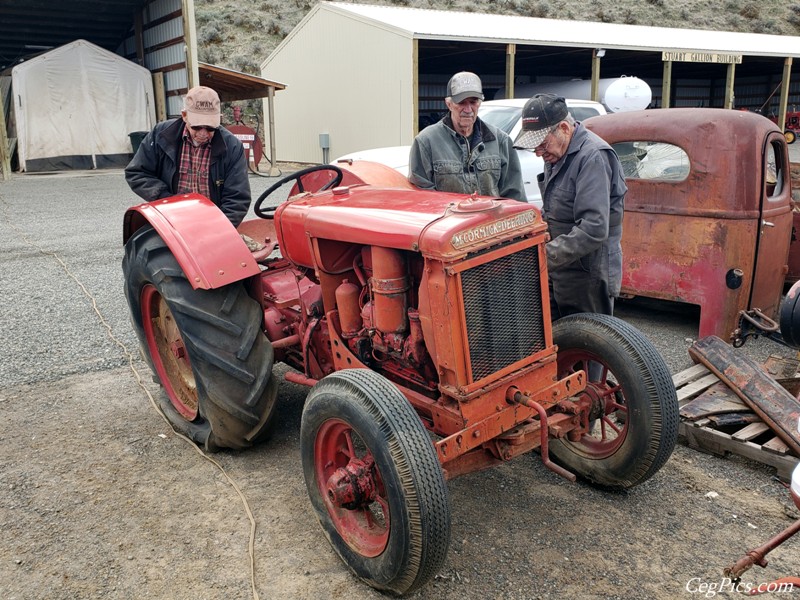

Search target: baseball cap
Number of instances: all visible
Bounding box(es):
[183,86,221,128]
[517,94,569,149]
[447,72,484,103]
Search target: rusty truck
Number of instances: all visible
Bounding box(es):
[585,108,793,345]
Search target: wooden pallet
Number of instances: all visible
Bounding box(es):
[674,363,800,481]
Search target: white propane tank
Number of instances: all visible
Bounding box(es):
[494,76,652,113]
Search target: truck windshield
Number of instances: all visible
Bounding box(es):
[477,106,519,134]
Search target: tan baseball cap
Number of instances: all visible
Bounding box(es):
[183,86,221,128]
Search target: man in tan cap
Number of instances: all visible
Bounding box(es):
[125,85,251,227]
[408,71,525,202]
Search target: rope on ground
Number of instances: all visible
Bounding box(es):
[1,203,261,600]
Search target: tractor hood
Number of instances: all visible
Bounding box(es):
[275,186,545,268]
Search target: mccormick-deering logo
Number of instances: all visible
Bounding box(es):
[451,211,535,249]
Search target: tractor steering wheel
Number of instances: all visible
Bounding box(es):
[254,165,344,219]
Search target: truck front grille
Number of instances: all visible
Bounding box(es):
[460,246,546,382]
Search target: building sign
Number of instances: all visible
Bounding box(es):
[662,51,742,64]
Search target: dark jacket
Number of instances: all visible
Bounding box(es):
[125,118,251,227]
[540,123,626,317]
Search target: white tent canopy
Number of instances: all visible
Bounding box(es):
[11,39,155,172]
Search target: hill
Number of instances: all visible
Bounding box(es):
[194,0,800,73]
[193,0,800,129]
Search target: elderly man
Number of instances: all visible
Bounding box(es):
[125,85,251,227]
[408,71,525,202]
[517,93,626,317]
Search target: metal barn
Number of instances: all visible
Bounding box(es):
[260,1,800,164]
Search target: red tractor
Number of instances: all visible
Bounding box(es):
[122,162,679,595]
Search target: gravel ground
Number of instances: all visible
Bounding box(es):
[1,167,798,600]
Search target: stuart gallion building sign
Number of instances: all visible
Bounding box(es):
[662,51,742,64]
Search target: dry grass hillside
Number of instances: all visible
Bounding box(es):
[194,0,800,126]
[195,0,800,71]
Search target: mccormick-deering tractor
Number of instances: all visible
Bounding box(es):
[122,162,680,595]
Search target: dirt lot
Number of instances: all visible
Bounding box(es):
[1,169,799,600]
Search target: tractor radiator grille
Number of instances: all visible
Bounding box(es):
[460,246,546,382]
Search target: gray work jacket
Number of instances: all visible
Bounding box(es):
[540,123,626,315]
[408,116,526,202]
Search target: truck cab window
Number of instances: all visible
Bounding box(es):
[612,141,690,181]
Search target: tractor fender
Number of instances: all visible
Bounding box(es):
[123,194,260,290]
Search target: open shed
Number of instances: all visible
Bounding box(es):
[261,1,800,164]
[11,39,156,172]
[0,0,286,179]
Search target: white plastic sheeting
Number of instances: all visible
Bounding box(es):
[11,39,155,172]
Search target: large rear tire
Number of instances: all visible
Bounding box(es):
[551,313,678,490]
[300,369,450,595]
[123,225,278,450]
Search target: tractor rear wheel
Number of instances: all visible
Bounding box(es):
[551,313,678,490]
[300,369,450,595]
[123,225,279,450]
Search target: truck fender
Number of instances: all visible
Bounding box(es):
[123,194,260,290]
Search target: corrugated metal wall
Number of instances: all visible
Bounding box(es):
[262,7,414,163]
[119,0,189,119]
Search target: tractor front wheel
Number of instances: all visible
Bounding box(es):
[300,370,450,595]
[551,313,679,490]
[123,225,279,450]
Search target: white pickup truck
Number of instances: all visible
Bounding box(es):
[334,98,607,205]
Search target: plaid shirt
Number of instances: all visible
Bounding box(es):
[176,128,212,198]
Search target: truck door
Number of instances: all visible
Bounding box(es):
[749,133,793,318]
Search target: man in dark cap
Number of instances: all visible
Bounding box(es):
[517,93,626,317]
[408,71,525,202]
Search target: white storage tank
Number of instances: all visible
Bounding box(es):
[495,76,652,113]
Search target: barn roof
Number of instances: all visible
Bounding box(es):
[324,2,800,57]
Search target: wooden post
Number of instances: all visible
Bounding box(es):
[779,57,793,135]
[0,84,11,181]
[412,39,419,137]
[266,86,279,176]
[181,0,199,88]
[724,62,736,109]
[591,49,601,103]
[505,43,516,100]
[662,60,672,108]
[152,72,167,122]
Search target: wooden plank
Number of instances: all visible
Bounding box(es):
[672,363,710,388]
[677,373,720,406]
[762,354,800,378]
[0,84,10,181]
[707,413,761,427]
[763,437,791,455]
[680,383,748,420]
[731,422,770,442]
[679,422,798,480]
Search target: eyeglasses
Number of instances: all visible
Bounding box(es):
[534,125,559,151]
[189,125,217,133]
